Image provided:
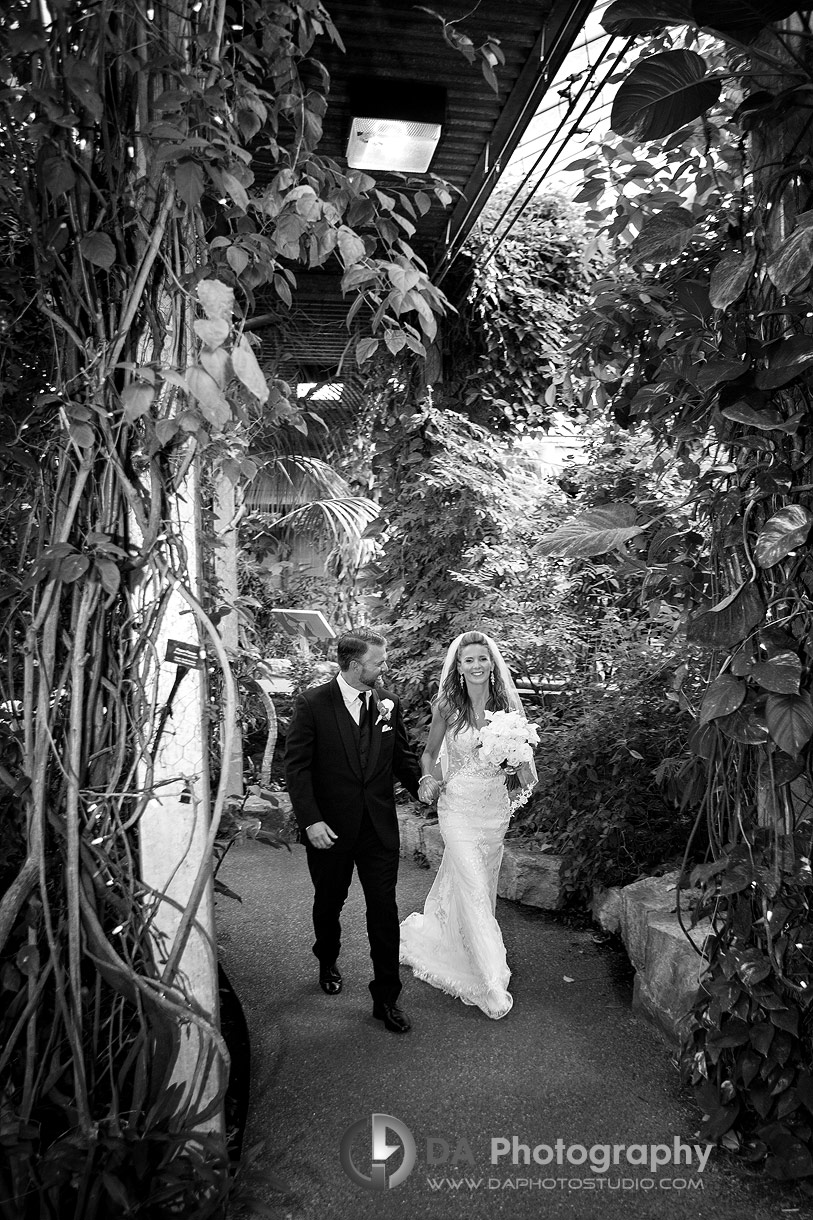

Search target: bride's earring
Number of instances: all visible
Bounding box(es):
[459,673,465,689]
[489,672,494,689]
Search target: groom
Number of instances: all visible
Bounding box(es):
[284,627,422,1033]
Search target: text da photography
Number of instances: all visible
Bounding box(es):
[339,1114,712,1192]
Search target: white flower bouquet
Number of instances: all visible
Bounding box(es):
[477,709,539,771]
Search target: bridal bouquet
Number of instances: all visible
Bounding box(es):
[477,710,539,814]
[477,710,539,769]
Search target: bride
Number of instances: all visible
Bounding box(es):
[400,631,537,1019]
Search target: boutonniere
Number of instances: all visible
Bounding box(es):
[376,698,395,726]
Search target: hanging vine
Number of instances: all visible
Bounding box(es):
[0,1,450,1215]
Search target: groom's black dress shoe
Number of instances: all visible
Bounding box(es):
[319,964,342,995]
[372,1002,411,1033]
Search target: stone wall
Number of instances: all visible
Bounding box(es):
[593,873,711,1041]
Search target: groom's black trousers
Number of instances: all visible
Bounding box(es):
[304,810,401,1006]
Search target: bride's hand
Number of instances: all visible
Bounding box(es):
[418,775,440,804]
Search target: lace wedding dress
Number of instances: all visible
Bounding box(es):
[400,725,513,1019]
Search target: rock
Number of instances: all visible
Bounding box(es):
[421,822,445,870]
[237,791,295,837]
[397,810,424,859]
[631,914,712,1041]
[620,872,690,974]
[592,884,623,934]
[619,872,711,1041]
[497,847,561,909]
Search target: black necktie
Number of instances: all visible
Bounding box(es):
[358,691,373,762]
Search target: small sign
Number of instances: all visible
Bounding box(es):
[165,639,206,668]
[269,609,336,640]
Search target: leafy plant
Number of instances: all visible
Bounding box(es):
[0,0,456,1211]
[446,191,597,432]
[416,6,506,94]
[360,389,529,728]
[514,672,697,905]
[555,0,813,1183]
[681,839,813,1181]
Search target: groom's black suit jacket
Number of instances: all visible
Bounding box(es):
[285,677,421,852]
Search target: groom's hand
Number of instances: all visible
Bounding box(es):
[306,821,338,849]
[418,776,441,804]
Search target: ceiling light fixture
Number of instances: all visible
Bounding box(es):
[345,79,446,174]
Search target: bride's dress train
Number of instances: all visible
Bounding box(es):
[400,726,513,1019]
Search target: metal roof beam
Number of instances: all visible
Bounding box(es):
[434,0,599,284]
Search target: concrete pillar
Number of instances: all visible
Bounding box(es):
[213,474,243,797]
[136,459,223,1138]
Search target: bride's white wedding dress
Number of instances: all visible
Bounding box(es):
[400,725,513,1019]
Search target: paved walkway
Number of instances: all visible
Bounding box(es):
[217,839,794,1220]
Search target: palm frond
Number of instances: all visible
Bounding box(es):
[271,497,379,545]
[245,454,353,509]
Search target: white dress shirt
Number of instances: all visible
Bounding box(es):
[336,671,370,725]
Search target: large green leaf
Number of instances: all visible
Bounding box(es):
[709,248,757,309]
[766,692,813,757]
[175,160,205,209]
[603,0,693,33]
[187,365,230,427]
[764,1136,813,1182]
[688,720,719,759]
[717,704,770,744]
[356,337,380,363]
[756,335,813,390]
[736,950,772,986]
[629,205,695,264]
[60,553,91,583]
[42,154,76,197]
[692,0,806,40]
[232,335,269,403]
[197,279,235,321]
[766,215,813,295]
[720,402,784,429]
[687,583,764,647]
[693,357,749,392]
[754,505,813,567]
[80,231,116,269]
[751,651,802,694]
[797,1073,813,1119]
[536,504,645,558]
[611,50,721,142]
[193,318,229,349]
[699,674,746,724]
[121,383,154,423]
